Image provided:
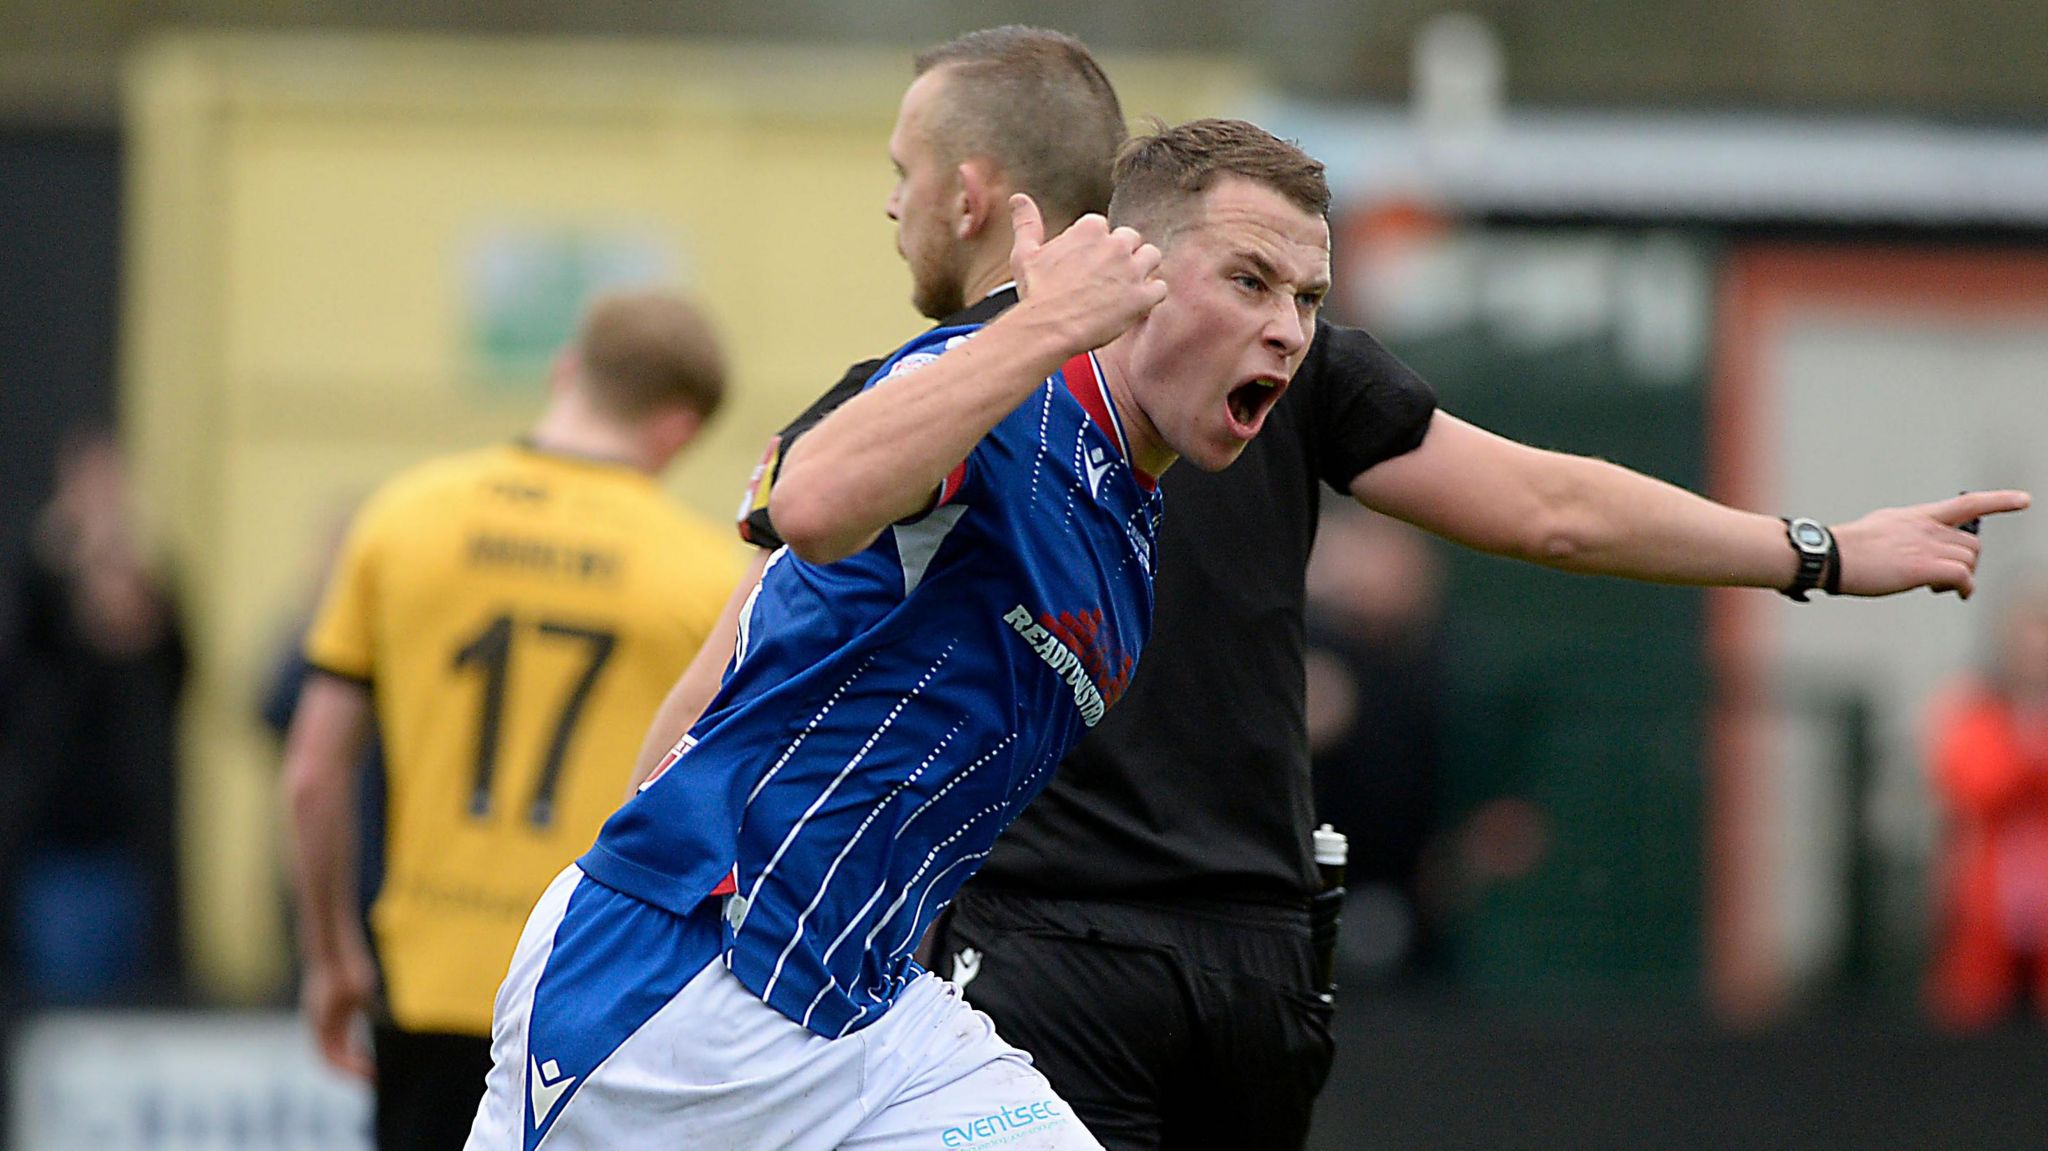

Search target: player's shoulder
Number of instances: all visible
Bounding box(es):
[386,442,517,493]
[868,323,984,388]
[601,483,743,566]
[637,497,738,551]
[352,444,512,530]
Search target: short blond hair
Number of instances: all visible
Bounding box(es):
[574,290,725,421]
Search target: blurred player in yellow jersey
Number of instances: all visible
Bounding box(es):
[282,289,741,1151]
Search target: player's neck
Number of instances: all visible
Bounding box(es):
[1092,341,1177,478]
[957,233,1021,308]
[527,405,658,476]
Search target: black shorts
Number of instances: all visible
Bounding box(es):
[929,887,1334,1151]
[371,1023,493,1151]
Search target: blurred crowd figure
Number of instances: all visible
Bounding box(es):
[1925,582,2048,1030]
[1304,499,1448,982]
[0,427,186,1006]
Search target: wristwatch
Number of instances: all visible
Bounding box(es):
[1780,517,1838,601]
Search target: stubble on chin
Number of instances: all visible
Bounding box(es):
[913,277,965,323]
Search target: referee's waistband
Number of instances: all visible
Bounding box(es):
[956,882,1313,932]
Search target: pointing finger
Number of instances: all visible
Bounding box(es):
[1933,489,2032,525]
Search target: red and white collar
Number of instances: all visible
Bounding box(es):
[1059,351,1156,491]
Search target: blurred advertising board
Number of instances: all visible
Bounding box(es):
[10,1012,368,1151]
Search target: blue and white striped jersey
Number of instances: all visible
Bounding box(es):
[580,324,1163,1039]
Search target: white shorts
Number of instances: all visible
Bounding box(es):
[464,866,1100,1151]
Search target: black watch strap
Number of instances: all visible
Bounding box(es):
[1780,517,1833,602]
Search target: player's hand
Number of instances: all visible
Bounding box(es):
[300,936,378,1080]
[1009,193,1166,353]
[1831,489,2030,599]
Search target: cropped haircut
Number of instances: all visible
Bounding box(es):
[574,289,726,422]
[1108,119,1329,244]
[914,26,1126,231]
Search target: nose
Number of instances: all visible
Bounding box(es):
[885,185,903,223]
[1264,299,1310,358]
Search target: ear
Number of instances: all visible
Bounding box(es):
[953,158,1005,241]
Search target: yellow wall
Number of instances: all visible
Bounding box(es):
[122,32,1252,1000]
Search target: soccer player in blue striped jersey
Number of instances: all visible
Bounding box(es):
[593,323,1161,1041]
[462,120,1334,1151]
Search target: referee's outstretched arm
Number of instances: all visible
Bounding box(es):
[1350,410,2027,600]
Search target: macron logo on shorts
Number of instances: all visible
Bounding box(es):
[529,1056,577,1130]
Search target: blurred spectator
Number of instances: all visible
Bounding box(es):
[1305,500,1447,981]
[1925,583,2048,1030]
[0,427,186,1005]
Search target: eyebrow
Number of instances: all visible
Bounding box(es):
[1242,250,1331,297]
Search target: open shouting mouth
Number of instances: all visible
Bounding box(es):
[1226,376,1287,437]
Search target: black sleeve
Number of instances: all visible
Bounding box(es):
[1301,320,1438,492]
[736,356,886,550]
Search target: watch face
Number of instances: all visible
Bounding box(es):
[1792,520,1829,551]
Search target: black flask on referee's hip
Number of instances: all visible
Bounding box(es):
[1310,824,1348,1002]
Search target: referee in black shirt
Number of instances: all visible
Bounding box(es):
[630,26,2027,1151]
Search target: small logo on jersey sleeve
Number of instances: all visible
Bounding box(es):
[735,436,784,539]
[639,734,697,791]
[881,349,942,380]
[877,332,975,386]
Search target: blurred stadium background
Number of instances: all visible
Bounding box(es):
[3,3,2047,1148]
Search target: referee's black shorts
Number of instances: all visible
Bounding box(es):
[371,1022,493,1151]
[929,886,1335,1151]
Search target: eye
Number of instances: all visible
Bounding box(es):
[1297,291,1326,311]
[1232,273,1264,293]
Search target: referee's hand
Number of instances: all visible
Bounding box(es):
[1831,488,2030,599]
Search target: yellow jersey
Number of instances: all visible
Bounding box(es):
[305,442,739,1035]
